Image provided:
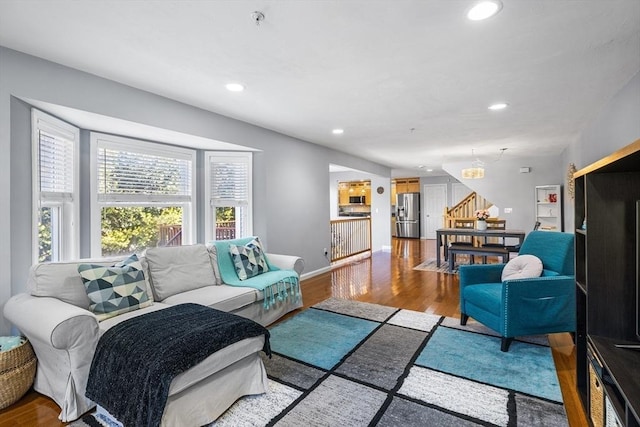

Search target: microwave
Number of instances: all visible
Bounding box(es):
[349,196,366,204]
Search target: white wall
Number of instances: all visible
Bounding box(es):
[0,46,391,334]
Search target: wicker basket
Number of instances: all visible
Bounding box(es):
[0,338,37,410]
[589,363,604,427]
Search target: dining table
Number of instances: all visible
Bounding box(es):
[435,228,526,267]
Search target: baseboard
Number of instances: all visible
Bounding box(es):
[300,266,332,281]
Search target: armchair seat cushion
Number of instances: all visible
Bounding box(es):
[462,283,502,315]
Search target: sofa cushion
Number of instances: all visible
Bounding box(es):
[161,285,257,313]
[206,245,223,285]
[28,256,132,309]
[501,254,543,281]
[145,244,217,301]
[229,238,269,280]
[99,302,172,334]
[78,254,152,321]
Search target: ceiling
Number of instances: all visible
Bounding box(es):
[1,1,639,176]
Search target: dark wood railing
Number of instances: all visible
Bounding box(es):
[158,221,237,246]
[158,225,182,246]
[215,221,236,240]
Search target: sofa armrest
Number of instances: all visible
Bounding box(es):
[4,293,99,349]
[458,263,505,288]
[502,275,576,334]
[4,293,100,421]
[266,253,304,276]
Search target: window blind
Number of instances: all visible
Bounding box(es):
[209,158,250,206]
[97,147,192,198]
[39,130,75,195]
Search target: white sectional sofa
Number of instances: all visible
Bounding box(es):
[3,241,304,424]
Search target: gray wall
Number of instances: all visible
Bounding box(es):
[562,71,640,231]
[328,171,392,252]
[442,155,564,233]
[0,46,391,334]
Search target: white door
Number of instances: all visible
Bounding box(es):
[424,184,447,239]
[452,182,470,206]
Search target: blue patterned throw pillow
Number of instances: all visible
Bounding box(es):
[78,254,151,321]
[229,238,270,280]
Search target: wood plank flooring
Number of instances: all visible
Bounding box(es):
[0,238,588,426]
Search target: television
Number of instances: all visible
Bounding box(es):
[615,200,640,349]
[637,199,640,342]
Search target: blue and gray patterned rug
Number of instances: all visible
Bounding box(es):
[212,298,568,426]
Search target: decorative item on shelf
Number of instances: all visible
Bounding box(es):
[549,193,557,203]
[581,218,587,230]
[567,163,577,200]
[475,209,490,230]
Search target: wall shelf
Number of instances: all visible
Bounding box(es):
[535,185,562,231]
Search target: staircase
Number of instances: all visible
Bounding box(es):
[443,192,493,227]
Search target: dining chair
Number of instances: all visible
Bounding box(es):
[452,218,475,246]
[479,219,506,262]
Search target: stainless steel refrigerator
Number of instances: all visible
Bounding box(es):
[396,192,420,238]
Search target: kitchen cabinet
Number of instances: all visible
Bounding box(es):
[338,180,371,206]
[392,178,420,201]
[535,185,562,231]
[395,178,419,194]
[338,182,350,206]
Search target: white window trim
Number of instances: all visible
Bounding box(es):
[31,109,80,263]
[89,132,197,257]
[204,151,253,242]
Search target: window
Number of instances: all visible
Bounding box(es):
[90,133,196,257]
[32,109,79,262]
[204,152,253,242]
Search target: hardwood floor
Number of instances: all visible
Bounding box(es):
[0,238,588,426]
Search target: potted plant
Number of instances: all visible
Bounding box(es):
[475,209,490,230]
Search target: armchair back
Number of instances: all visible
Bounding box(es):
[518,231,574,275]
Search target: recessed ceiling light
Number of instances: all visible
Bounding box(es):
[426,169,434,172]
[225,83,245,92]
[332,129,344,135]
[488,103,508,110]
[467,1,502,21]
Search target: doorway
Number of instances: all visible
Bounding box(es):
[423,184,447,239]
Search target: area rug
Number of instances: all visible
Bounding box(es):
[215,298,567,426]
[73,298,568,427]
[413,258,461,273]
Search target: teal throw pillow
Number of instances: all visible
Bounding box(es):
[229,238,269,280]
[78,254,151,321]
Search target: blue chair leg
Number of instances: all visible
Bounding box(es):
[460,314,469,325]
[501,337,513,352]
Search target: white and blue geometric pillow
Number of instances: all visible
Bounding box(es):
[229,238,270,280]
[78,254,151,321]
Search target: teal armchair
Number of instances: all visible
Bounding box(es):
[459,231,575,351]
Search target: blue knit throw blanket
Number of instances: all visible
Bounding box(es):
[213,238,300,309]
[85,303,270,427]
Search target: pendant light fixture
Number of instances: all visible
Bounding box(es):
[461,149,485,179]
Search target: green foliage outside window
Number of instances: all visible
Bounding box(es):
[101,206,183,256]
[38,208,52,263]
